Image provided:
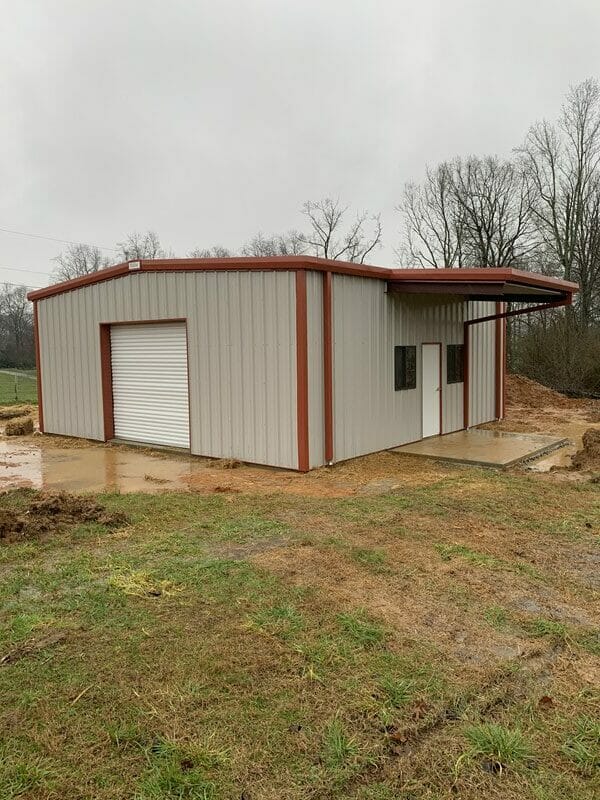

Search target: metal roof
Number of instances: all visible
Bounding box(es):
[27,256,578,303]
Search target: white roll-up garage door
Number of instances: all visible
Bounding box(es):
[110,322,190,449]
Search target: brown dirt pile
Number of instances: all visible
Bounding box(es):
[5,416,34,436]
[213,458,243,469]
[506,374,583,410]
[585,407,600,423]
[0,492,128,543]
[571,428,600,471]
[0,405,36,421]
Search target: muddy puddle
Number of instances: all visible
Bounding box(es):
[0,441,199,493]
[526,417,600,473]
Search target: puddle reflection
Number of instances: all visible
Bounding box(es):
[0,441,196,493]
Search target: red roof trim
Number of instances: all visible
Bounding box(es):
[26,257,579,301]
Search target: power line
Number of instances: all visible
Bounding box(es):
[0,280,43,290]
[0,226,119,252]
[0,264,52,277]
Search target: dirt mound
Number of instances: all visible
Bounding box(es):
[0,405,35,421]
[571,428,600,471]
[506,374,582,410]
[214,458,243,469]
[5,416,34,436]
[585,407,600,423]
[0,492,128,543]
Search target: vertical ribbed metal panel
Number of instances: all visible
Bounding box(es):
[111,323,190,448]
[331,276,496,462]
[306,271,325,468]
[37,271,298,469]
[468,301,496,426]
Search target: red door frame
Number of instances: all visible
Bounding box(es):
[99,318,189,444]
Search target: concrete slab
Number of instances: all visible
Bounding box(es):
[391,429,569,468]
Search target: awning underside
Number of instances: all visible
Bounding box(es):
[386,280,571,304]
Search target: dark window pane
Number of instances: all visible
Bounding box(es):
[394,345,417,391]
[447,344,464,384]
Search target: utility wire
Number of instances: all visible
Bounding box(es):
[0,264,52,276]
[0,280,43,290]
[0,226,119,252]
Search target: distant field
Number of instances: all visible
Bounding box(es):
[0,369,37,406]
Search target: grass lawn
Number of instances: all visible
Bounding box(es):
[0,467,598,798]
[0,370,37,406]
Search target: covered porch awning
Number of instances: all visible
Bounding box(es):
[386,268,578,304]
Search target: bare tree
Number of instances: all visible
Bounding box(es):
[0,285,34,367]
[575,180,600,323]
[396,156,534,268]
[396,164,466,267]
[300,198,383,263]
[52,244,110,282]
[117,230,167,260]
[452,156,535,267]
[188,246,235,258]
[518,78,600,324]
[241,230,306,257]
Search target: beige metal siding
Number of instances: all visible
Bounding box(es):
[37,270,298,469]
[331,276,497,462]
[468,301,497,427]
[306,271,325,469]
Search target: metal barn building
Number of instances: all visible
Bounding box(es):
[28,257,577,471]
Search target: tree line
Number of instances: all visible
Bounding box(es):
[4,79,600,392]
[395,79,600,394]
[50,199,383,282]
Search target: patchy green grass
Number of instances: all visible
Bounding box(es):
[322,718,359,769]
[0,742,53,799]
[349,547,390,574]
[578,630,600,656]
[461,723,534,773]
[378,676,415,708]
[435,543,543,579]
[483,605,510,631]
[0,465,598,799]
[0,369,37,405]
[134,736,226,799]
[527,618,570,642]
[337,610,386,649]
[214,513,289,543]
[562,716,600,776]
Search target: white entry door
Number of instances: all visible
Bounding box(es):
[422,343,441,438]
[110,322,191,449]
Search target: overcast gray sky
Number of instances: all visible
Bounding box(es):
[1,0,599,287]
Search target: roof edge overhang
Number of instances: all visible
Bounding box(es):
[386,267,578,303]
[26,257,579,303]
[386,278,575,304]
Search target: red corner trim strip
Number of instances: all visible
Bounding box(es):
[295,270,309,472]
[33,301,44,432]
[323,271,333,464]
[99,325,114,441]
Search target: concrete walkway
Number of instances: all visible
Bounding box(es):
[392,429,569,468]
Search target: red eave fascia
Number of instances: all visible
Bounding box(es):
[26,256,394,301]
[387,267,579,295]
[26,258,579,302]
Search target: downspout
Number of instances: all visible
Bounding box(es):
[462,296,572,429]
